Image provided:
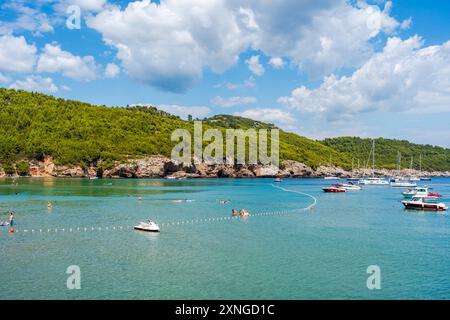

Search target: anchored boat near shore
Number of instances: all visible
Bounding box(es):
[402,196,448,212]
[358,140,389,185]
[334,183,362,190]
[402,187,442,199]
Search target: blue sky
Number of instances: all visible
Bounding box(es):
[1,0,450,146]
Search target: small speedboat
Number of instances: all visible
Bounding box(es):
[134,220,160,232]
[324,176,340,180]
[322,186,346,193]
[420,177,432,181]
[274,178,283,183]
[402,197,448,212]
[334,183,362,191]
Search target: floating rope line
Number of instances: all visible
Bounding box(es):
[1,185,317,236]
[271,184,317,211]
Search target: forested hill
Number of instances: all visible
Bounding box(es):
[1,88,449,172]
[0,88,346,170]
[320,137,450,172]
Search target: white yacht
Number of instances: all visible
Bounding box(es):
[359,177,389,185]
[335,183,362,190]
[390,179,417,188]
[358,139,389,186]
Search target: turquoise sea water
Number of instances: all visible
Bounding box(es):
[1,177,450,300]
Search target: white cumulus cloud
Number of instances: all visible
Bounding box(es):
[37,43,97,81]
[0,2,54,35]
[212,96,257,108]
[246,55,265,76]
[268,57,285,69]
[10,75,58,93]
[104,63,120,78]
[87,0,405,92]
[87,0,247,92]
[0,35,37,73]
[278,36,450,120]
[234,108,296,128]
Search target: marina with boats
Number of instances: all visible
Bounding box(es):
[321,139,448,212]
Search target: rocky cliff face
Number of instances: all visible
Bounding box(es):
[1,156,449,178]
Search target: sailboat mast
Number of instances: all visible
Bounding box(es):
[372,139,375,177]
[420,154,422,172]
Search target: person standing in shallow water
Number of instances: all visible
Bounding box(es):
[9,212,15,233]
[9,212,14,227]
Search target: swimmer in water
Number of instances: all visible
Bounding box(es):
[232,209,237,217]
[47,202,53,209]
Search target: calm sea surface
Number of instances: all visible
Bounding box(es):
[1,177,450,299]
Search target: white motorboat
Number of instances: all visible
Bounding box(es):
[402,187,442,199]
[390,180,417,188]
[334,183,362,190]
[358,177,389,185]
[324,176,340,180]
[402,197,448,212]
[134,220,160,232]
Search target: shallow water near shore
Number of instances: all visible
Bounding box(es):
[1,177,450,299]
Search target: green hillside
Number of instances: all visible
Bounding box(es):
[320,137,450,171]
[1,88,449,173]
[0,88,347,171]
[0,88,190,168]
[204,115,350,169]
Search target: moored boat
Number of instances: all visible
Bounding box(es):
[334,183,362,190]
[390,179,417,188]
[322,186,346,193]
[402,187,442,199]
[359,177,389,185]
[274,178,283,183]
[402,196,448,212]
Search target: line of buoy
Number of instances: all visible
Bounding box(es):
[1,185,317,236]
[0,207,310,235]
